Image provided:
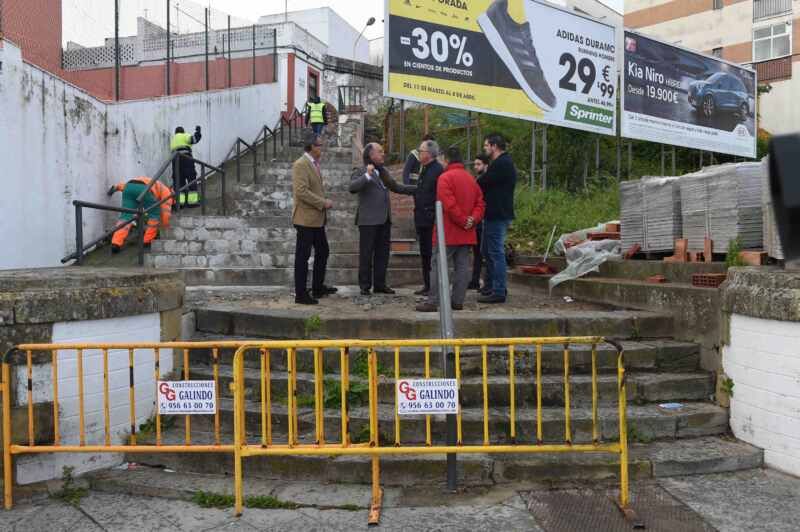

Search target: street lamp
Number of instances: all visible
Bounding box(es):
[353,17,377,75]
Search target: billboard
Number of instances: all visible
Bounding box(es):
[622,30,757,158]
[384,0,618,135]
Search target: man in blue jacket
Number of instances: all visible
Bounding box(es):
[477,133,517,304]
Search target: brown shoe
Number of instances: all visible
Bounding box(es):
[415,302,438,312]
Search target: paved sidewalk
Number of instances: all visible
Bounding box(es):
[0,468,797,531]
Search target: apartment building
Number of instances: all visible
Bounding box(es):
[625,0,799,134]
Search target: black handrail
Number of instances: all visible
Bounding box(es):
[64,106,306,266]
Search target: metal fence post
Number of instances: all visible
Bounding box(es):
[166,0,171,96]
[542,125,548,190]
[530,124,536,189]
[273,29,278,82]
[434,201,457,492]
[114,0,120,101]
[227,15,232,88]
[252,24,256,85]
[221,170,228,215]
[236,141,241,183]
[75,203,84,265]
[205,8,209,91]
[199,168,207,216]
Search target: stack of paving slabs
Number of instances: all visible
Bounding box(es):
[679,163,763,253]
[761,156,785,260]
[620,176,682,252]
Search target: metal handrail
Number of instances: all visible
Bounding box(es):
[64,106,306,266]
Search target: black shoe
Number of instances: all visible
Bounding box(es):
[312,285,337,299]
[111,245,121,254]
[416,302,438,312]
[374,286,396,295]
[451,303,464,311]
[480,287,493,296]
[478,0,557,111]
[360,288,371,296]
[414,287,430,296]
[467,281,480,290]
[478,293,506,304]
[295,293,319,305]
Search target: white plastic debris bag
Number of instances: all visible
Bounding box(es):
[549,239,621,291]
[553,222,607,256]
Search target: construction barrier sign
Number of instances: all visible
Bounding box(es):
[397,378,459,415]
[621,30,757,158]
[157,380,216,415]
[384,0,618,135]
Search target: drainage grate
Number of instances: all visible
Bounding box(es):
[524,484,717,532]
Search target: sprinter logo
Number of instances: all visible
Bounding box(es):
[565,102,614,129]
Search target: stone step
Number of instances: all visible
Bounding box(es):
[185,335,701,375]
[191,365,714,407]
[148,252,420,269]
[94,436,760,490]
[151,397,729,445]
[181,267,422,286]
[194,306,675,340]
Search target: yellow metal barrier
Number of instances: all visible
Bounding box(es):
[2,337,629,525]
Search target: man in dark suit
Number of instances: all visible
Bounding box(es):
[412,139,444,296]
[349,143,416,295]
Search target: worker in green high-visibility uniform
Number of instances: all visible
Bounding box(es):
[170,125,202,207]
[305,96,327,135]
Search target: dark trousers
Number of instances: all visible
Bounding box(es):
[311,122,324,135]
[173,150,198,193]
[294,225,330,296]
[416,225,433,290]
[358,222,392,290]
[471,222,484,285]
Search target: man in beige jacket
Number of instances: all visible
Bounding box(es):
[292,134,337,304]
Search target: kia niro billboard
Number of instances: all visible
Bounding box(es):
[622,30,757,158]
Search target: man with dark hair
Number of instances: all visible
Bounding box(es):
[402,133,436,184]
[470,154,491,290]
[171,125,202,207]
[416,146,485,312]
[350,143,416,296]
[412,139,443,296]
[478,133,517,304]
[291,133,336,305]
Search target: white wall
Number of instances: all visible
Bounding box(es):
[758,63,800,135]
[723,313,800,477]
[0,39,281,270]
[294,55,310,111]
[14,313,171,484]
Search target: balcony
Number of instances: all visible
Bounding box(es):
[753,0,793,21]
[754,56,793,82]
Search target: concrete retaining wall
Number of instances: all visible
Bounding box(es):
[721,267,800,476]
[0,39,281,270]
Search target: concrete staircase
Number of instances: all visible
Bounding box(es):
[128,304,762,486]
[146,145,420,288]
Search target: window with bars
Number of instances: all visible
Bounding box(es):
[712,47,723,58]
[753,21,792,62]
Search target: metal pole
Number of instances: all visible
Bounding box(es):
[137,208,145,266]
[273,29,278,82]
[627,142,633,178]
[114,0,120,101]
[530,123,536,189]
[660,144,665,176]
[166,0,171,96]
[252,24,256,85]
[399,99,405,160]
[75,204,83,265]
[228,15,232,88]
[672,146,676,175]
[434,201,457,492]
[616,122,622,181]
[595,137,600,179]
[542,125,548,190]
[466,111,471,162]
[205,8,209,91]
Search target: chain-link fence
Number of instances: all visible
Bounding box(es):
[61,0,277,101]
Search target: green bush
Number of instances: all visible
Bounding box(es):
[509,182,620,254]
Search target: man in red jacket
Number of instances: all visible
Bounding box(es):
[416,146,485,312]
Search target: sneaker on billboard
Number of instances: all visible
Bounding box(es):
[477,0,557,111]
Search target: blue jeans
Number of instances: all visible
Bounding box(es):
[481,219,510,297]
[311,123,324,135]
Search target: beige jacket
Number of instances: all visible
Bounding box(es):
[292,154,327,227]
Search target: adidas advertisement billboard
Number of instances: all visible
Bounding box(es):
[384,0,618,136]
[621,30,757,158]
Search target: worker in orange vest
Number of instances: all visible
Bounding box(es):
[107,177,174,253]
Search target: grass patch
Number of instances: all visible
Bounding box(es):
[246,495,299,510]
[725,238,746,268]
[304,315,322,337]
[324,377,370,409]
[350,349,389,378]
[510,183,619,254]
[52,466,88,506]
[191,491,301,510]
[192,491,235,508]
[137,415,176,438]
